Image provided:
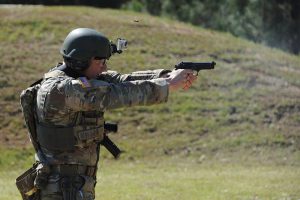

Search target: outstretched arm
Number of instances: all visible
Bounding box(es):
[97,69,171,83]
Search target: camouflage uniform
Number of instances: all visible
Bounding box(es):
[35,67,169,200]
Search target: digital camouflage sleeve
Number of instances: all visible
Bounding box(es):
[97,69,171,83]
[36,70,169,125]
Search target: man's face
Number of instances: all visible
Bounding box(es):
[84,58,107,79]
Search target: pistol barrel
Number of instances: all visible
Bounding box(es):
[175,61,215,71]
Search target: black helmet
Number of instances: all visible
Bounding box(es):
[60,28,111,61]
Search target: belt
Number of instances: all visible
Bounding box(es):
[51,164,97,177]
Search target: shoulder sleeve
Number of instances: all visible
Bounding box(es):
[63,77,169,111]
[96,71,129,83]
[97,69,171,83]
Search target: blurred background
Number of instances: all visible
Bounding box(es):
[0,1,299,200]
[1,0,300,54]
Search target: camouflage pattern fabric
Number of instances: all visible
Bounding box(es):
[35,68,169,200]
[97,69,171,82]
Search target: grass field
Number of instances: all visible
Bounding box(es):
[97,160,300,200]
[1,158,300,200]
[0,5,300,200]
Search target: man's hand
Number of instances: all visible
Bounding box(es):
[165,69,197,92]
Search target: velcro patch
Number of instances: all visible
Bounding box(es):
[78,77,91,88]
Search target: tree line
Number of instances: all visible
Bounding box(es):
[0,0,125,8]
[123,0,300,55]
[1,0,299,54]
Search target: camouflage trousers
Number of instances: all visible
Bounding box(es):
[40,174,96,200]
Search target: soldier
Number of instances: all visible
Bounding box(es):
[17,28,197,200]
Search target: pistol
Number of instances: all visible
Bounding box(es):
[175,61,215,75]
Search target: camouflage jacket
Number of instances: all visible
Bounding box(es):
[35,68,169,166]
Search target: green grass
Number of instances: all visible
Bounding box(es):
[1,159,299,200]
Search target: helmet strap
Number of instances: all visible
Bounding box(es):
[63,57,91,75]
[55,64,82,79]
